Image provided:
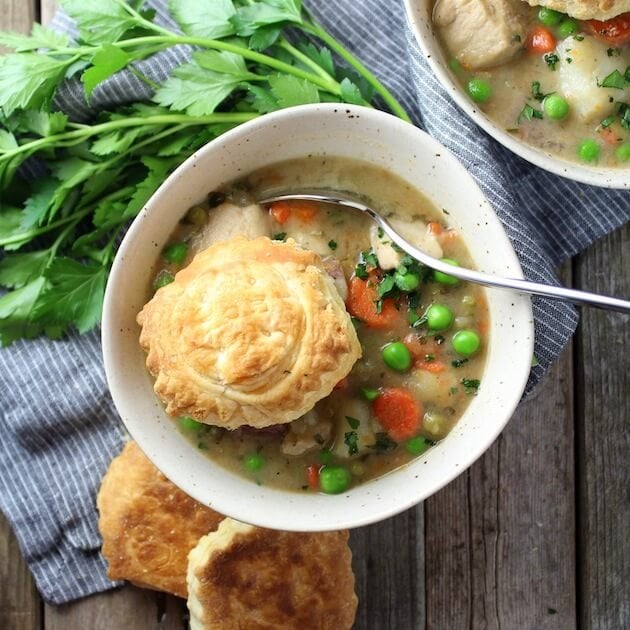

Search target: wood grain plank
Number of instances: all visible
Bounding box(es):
[350,506,425,630]
[0,514,42,630]
[425,269,577,629]
[44,587,187,630]
[39,0,57,25]
[575,223,630,630]
[0,2,43,628]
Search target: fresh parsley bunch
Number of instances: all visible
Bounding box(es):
[0,0,410,346]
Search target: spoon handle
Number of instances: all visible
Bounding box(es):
[259,193,630,314]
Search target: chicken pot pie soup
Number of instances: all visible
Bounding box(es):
[138,156,489,495]
[433,0,630,167]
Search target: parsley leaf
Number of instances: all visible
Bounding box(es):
[345,416,360,429]
[82,45,131,97]
[268,74,320,107]
[0,250,50,289]
[0,23,69,52]
[344,431,359,455]
[599,69,625,89]
[168,0,236,39]
[461,378,481,394]
[544,53,559,70]
[230,0,303,37]
[0,278,47,346]
[368,432,397,452]
[33,258,108,334]
[61,0,140,45]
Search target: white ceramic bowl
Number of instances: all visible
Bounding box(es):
[404,0,629,190]
[102,104,534,531]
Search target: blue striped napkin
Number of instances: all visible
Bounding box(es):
[0,0,628,604]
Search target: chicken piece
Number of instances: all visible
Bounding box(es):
[557,35,630,123]
[433,0,527,70]
[322,256,349,302]
[281,410,333,456]
[369,219,443,271]
[192,202,271,251]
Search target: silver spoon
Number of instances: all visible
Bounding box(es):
[259,190,630,313]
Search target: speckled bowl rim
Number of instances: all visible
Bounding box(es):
[403,0,629,190]
[102,103,534,531]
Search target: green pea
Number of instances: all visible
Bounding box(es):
[319,449,334,465]
[162,241,188,264]
[543,94,569,120]
[361,387,381,401]
[405,436,432,456]
[382,342,412,372]
[538,7,563,26]
[616,143,630,162]
[426,304,454,331]
[394,271,420,292]
[319,465,351,494]
[448,58,462,73]
[433,258,460,286]
[185,206,207,226]
[557,18,579,38]
[467,78,492,103]
[452,329,481,356]
[243,453,265,472]
[179,416,202,431]
[153,270,174,290]
[578,139,600,163]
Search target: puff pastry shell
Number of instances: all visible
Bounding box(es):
[187,518,357,630]
[523,0,629,20]
[138,236,361,429]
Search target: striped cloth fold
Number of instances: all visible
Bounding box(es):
[0,0,628,604]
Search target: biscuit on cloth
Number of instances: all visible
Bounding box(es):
[187,518,357,630]
[137,236,361,429]
[523,0,629,20]
[97,441,224,597]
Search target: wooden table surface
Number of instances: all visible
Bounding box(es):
[1,2,628,629]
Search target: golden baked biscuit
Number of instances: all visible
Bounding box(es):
[97,441,224,598]
[137,236,361,429]
[523,0,629,20]
[187,518,358,630]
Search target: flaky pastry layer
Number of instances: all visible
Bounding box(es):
[523,0,629,20]
[137,236,361,429]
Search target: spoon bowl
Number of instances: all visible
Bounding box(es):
[260,190,630,313]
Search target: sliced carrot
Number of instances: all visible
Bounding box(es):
[306,464,320,489]
[599,126,623,146]
[427,221,443,236]
[414,360,446,373]
[346,276,399,329]
[525,25,557,54]
[270,201,291,224]
[373,388,422,441]
[292,200,318,222]
[586,13,630,46]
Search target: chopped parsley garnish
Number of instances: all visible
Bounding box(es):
[328,239,337,250]
[599,69,625,89]
[424,353,435,362]
[377,226,384,238]
[607,47,621,57]
[377,274,396,298]
[452,358,469,368]
[461,378,481,394]
[363,251,379,268]
[368,432,397,452]
[344,431,359,455]
[272,232,287,241]
[531,81,547,101]
[345,416,361,429]
[575,35,584,41]
[354,263,368,279]
[412,315,429,328]
[600,115,616,128]
[544,53,560,70]
[434,334,445,345]
[518,104,543,123]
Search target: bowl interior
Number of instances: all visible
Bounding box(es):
[102,104,534,531]
[403,0,629,190]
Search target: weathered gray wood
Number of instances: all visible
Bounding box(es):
[44,587,187,630]
[350,506,425,630]
[39,0,57,25]
[575,223,630,630]
[0,514,41,630]
[425,268,577,629]
[0,2,43,628]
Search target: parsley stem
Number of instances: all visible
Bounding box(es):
[112,0,174,38]
[277,39,334,83]
[300,20,411,122]
[1,113,258,162]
